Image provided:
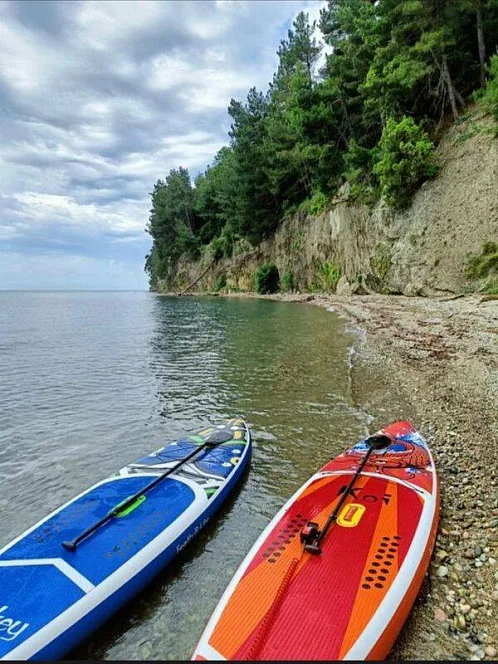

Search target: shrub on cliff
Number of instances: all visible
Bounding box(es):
[255,263,280,294]
[213,273,227,292]
[316,262,341,292]
[477,55,498,121]
[373,117,438,209]
[281,271,294,292]
[465,241,498,280]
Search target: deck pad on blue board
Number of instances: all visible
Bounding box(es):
[0,418,250,660]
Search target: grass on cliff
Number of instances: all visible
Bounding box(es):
[465,241,498,293]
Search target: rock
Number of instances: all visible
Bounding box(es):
[350,281,365,294]
[437,565,449,578]
[485,646,497,658]
[336,276,353,296]
[434,607,448,622]
[436,549,449,561]
[403,281,426,297]
[460,603,471,615]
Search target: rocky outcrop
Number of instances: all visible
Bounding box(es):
[163,110,498,296]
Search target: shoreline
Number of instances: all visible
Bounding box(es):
[163,290,498,660]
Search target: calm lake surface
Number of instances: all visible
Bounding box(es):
[0,291,369,660]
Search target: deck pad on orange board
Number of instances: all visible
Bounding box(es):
[193,421,439,661]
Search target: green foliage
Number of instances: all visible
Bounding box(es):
[465,241,498,278]
[281,271,295,291]
[145,0,498,287]
[373,117,438,208]
[476,54,498,120]
[316,262,341,291]
[255,263,281,294]
[207,227,238,261]
[371,243,393,280]
[344,140,379,204]
[212,273,227,292]
[290,230,305,251]
[484,279,498,294]
[300,191,329,215]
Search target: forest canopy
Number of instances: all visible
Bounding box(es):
[145,0,498,288]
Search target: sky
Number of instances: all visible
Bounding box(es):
[0,0,327,290]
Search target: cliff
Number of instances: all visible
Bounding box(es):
[162,109,498,296]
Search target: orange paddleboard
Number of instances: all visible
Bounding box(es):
[193,421,439,661]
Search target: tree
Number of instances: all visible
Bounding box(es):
[275,11,322,87]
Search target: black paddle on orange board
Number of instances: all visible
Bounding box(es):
[301,432,392,554]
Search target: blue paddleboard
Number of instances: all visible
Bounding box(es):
[0,418,251,660]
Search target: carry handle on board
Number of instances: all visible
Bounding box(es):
[62,429,234,552]
[301,432,393,555]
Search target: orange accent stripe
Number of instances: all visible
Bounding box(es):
[365,488,440,660]
[338,481,399,658]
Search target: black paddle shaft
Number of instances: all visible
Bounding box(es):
[62,429,234,552]
[304,433,392,554]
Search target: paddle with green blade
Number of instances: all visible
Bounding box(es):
[62,428,235,552]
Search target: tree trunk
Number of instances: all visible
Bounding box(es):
[442,54,459,121]
[178,260,216,296]
[477,5,486,87]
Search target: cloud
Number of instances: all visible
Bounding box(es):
[0,0,327,289]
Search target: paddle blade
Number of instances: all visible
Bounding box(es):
[365,433,393,450]
[204,429,234,445]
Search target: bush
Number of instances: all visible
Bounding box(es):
[212,273,227,292]
[255,263,280,294]
[485,279,498,295]
[371,243,393,281]
[300,191,329,216]
[208,228,237,261]
[373,117,438,209]
[317,262,341,292]
[465,241,498,279]
[476,55,498,121]
[344,140,379,205]
[281,271,294,292]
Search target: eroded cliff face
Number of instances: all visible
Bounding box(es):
[163,112,498,296]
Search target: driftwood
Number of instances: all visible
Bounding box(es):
[177,260,216,296]
[440,293,466,302]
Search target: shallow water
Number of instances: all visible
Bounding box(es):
[0,292,369,660]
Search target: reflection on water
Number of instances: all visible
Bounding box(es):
[0,292,368,660]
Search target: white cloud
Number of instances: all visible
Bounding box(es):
[0,0,328,289]
[11,192,144,235]
[73,0,166,51]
